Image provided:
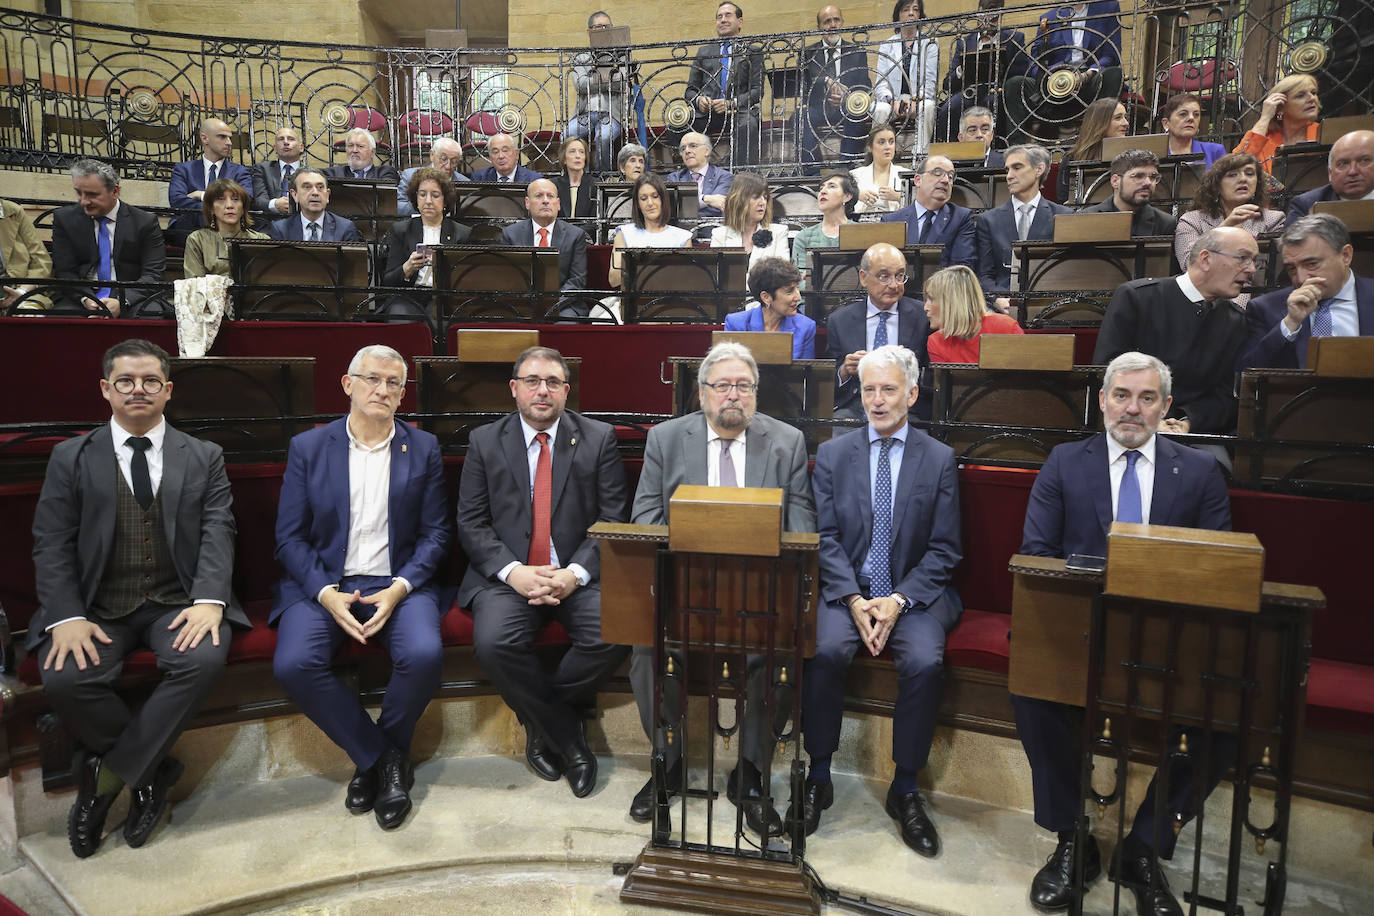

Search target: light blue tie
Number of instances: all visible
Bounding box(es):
[1117,450,1143,524]
[874,310,890,349]
[870,438,895,599]
[1311,299,1334,337]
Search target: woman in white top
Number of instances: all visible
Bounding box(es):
[709,173,791,274]
[850,123,909,213]
[607,172,692,288]
[873,0,938,155]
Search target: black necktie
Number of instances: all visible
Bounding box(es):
[918,210,935,244]
[207,162,219,186]
[128,436,153,509]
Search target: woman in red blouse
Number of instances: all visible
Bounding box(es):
[924,265,1023,364]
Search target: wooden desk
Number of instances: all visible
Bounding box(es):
[229,239,372,320]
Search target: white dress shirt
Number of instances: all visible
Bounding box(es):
[416,222,441,288]
[706,425,748,488]
[838,299,902,387]
[1278,269,1360,339]
[86,201,120,282]
[496,416,591,587]
[332,419,408,597]
[1106,432,1157,522]
[298,212,324,240]
[203,156,225,186]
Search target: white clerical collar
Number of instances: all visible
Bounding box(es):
[1176,271,1207,303]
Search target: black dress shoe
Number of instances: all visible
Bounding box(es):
[1110,835,1184,916]
[373,748,414,831]
[346,766,378,813]
[727,767,783,837]
[124,756,185,848]
[629,762,682,822]
[68,753,119,859]
[1029,831,1102,912]
[525,728,564,782]
[784,779,833,837]
[562,722,597,798]
[884,784,940,857]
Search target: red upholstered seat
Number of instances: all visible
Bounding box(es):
[439,604,570,647]
[945,608,1011,675]
[1306,659,1374,735]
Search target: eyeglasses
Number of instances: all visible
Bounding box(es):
[111,376,164,394]
[866,271,908,286]
[923,167,955,180]
[350,373,405,393]
[514,375,569,391]
[1206,249,1259,269]
[1124,171,1162,183]
[701,380,757,395]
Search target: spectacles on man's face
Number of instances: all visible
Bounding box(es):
[1124,171,1162,183]
[866,271,908,286]
[701,380,757,395]
[923,167,955,180]
[514,375,569,391]
[111,376,165,394]
[1206,249,1259,269]
[350,373,405,393]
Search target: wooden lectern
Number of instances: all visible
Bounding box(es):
[1009,524,1323,915]
[592,484,822,916]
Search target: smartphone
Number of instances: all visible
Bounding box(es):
[1065,553,1106,573]
[414,243,431,258]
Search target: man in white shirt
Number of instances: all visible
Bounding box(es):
[251,125,306,217]
[975,143,1072,307]
[664,131,733,217]
[167,118,253,241]
[396,137,472,216]
[32,338,247,857]
[264,167,363,243]
[1286,130,1374,223]
[324,128,401,183]
[272,345,451,831]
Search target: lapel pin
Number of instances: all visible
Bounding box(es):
[1173,466,1178,474]
[570,437,576,446]
[402,444,407,453]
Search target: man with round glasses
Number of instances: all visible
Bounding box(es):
[273,344,451,831]
[879,154,977,271]
[32,338,248,857]
[456,346,629,799]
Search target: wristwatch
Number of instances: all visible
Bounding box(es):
[893,593,912,615]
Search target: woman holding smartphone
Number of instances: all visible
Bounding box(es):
[382,167,471,316]
[1234,74,1321,174]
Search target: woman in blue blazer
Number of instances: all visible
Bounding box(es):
[1161,92,1227,169]
[724,257,817,359]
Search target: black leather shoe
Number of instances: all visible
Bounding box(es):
[884,784,940,857]
[68,753,119,859]
[123,756,185,848]
[562,723,597,798]
[345,766,378,813]
[1030,831,1102,912]
[629,762,682,822]
[373,748,414,831]
[727,767,783,837]
[784,779,833,837]
[525,728,564,782]
[1110,835,1184,916]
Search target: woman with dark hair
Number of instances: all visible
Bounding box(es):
[183,179,267,278]
[792,171,856,287]
[923,264,1022,364]
[1174,152,1282,303]
[1234,73,1321,173]
[873,0,938,154]
[851,123,909,213]
[382,167,471,314]
[607,172,691,288]
[724,257,817,358]
[1056,97,1130,202]
[554,136,597,218]
[1160,92,1225,168]
[710,173,791,273]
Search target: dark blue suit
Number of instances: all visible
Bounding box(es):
[665,164,734,218]
[723,307,817,358]
[167,158,254,240]
[266,211,363,243]
[1238,274,1374,369]
[805,425,962,773]
[1284,183,1341,226]
[272,417,452,770]
[1029,1,1123,75]
[469,164,544,183]
[825,296,932,419]
[1014,431,1233,855]
[975,197,1073,292]
[938,28,1030,140]
[879,202,978,270]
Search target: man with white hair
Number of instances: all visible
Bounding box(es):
[792,344,961,858]
[396,137,471,216]
[272,345,451,832]
[470,132,544,183]
[325,128,401,183]
[1013,350,1231,916]
[665,131,733,217]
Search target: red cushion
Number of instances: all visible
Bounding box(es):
[1305,659,1374,735]
[946,608,1011,674]
[439,604,570,647]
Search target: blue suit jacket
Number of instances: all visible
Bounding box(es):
[879,202,977,270]
[813,425,963,629]
[168,158,254,233]
[665,164,734,218]
[272,417,452,622]
[469,164,544,183]
[944,28,1031,94]
[975,197,1073,292]
[1238,274,1374,369]
[266,211,363,243]
[825,296,932,418]
[723,307,817,358]
[1031,1,1123,75]
[1021,432,1232,559]
[1284,183,1341,226]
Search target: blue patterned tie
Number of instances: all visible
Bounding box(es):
[95,216,112,300]
[720,42,731,95]
[1117,450,1142,524]
[874,310,890,348]
[870,438,895,599]
[1311,299,1334,337]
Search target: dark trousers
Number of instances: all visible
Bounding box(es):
[39,600,231,786]
[799,100,866,172]
[471,583,628,753]
[803,589,952,772]
[1002,67,1124,146]
[273,575,442,771]
[1010,693,1235,857]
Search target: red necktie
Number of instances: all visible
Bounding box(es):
[527,432,552,565]
[537,227,550,247]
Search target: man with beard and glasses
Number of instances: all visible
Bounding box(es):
[456,346,629,799]
[1012,350,1232,916]
[1082,149,1177,240]
[626,341,815,837]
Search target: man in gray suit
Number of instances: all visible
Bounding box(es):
[627,341,817,837]
[31,338,248,858]
[975,143,1072,311]
[251,124,306,218]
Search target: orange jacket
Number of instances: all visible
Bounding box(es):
[1234,121,1321,173]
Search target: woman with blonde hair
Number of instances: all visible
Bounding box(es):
[923,264,1022,363]
[1234,73,1321,173]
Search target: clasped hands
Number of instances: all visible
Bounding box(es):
[320,581,407,644]
[507,564,580,606]
[847,593,903,656]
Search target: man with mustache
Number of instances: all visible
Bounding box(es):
[456,346,629,799]
[1094,225,1257,437]
[1012,350,1232,916]
[879,154,977,269]
[1082,149,1177,240]
[627,341,815,837]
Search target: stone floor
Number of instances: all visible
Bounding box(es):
[3,755,1371,916]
